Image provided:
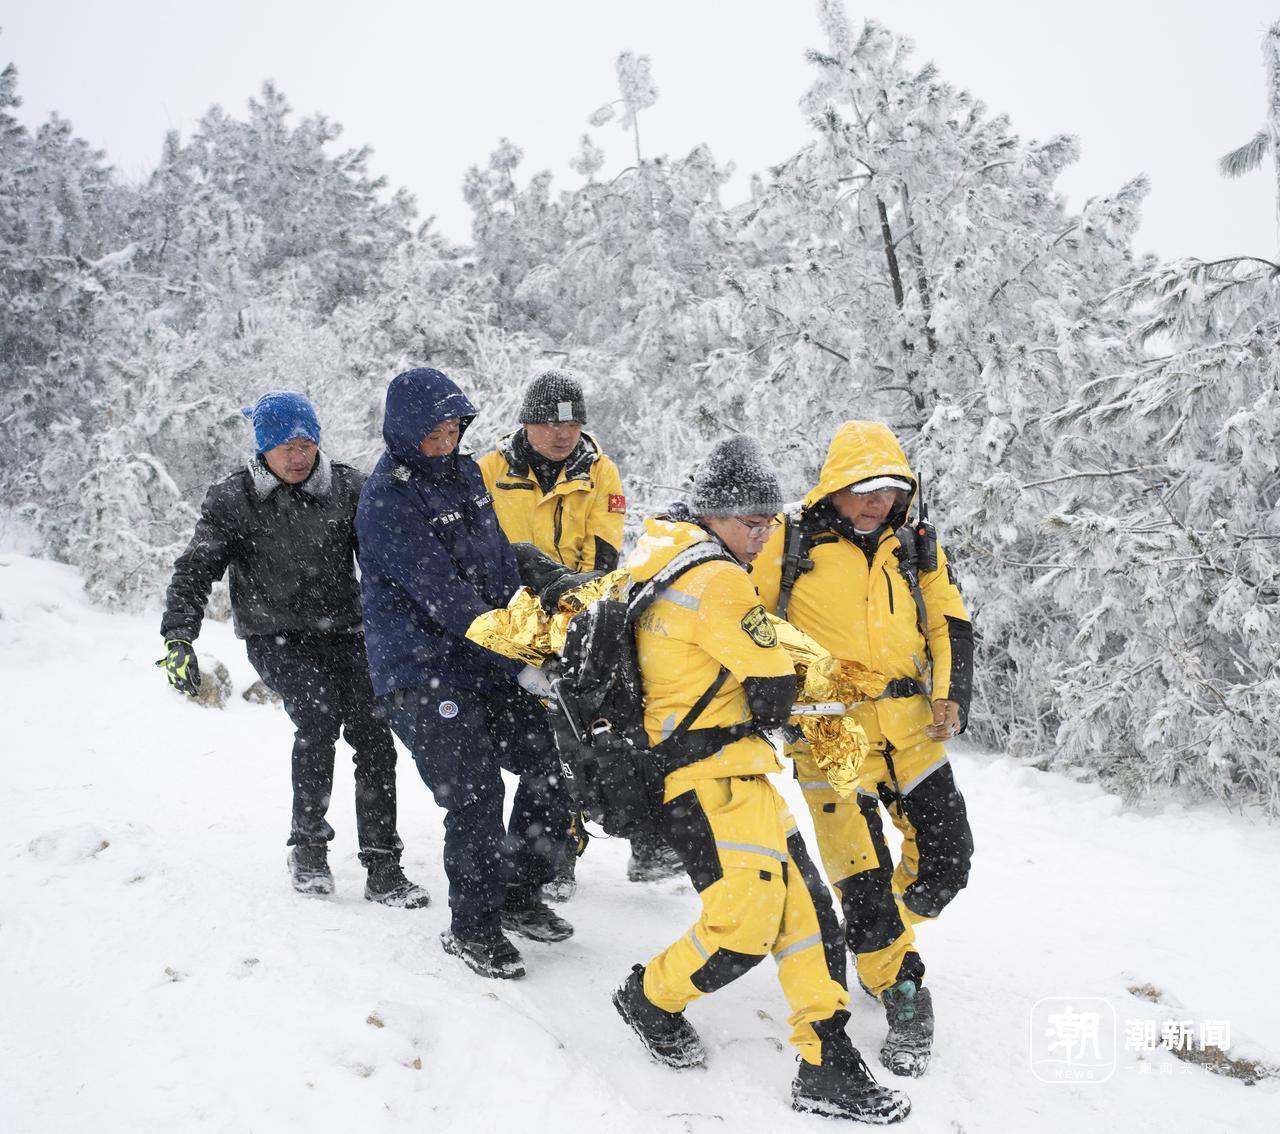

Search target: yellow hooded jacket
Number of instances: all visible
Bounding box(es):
[478,431,625,571]
[754,421,973,750]
[627,515,797,795]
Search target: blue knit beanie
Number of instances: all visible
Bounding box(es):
[241,391,321,454]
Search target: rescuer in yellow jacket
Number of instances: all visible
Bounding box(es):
[479,368,681,895]
[754,420,975,1080]
[612,435,909,1126]
[478,368,625,573]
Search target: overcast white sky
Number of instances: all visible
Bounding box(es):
[6,1,1278,260]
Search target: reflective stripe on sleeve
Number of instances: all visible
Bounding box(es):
[658,587,700,611]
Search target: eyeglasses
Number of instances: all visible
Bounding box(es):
[733,516,780,536]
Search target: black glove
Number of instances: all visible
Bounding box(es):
[511,542,602,611]
[742,674,799,730]
[512,542,568,593]
[156,639,201,696]
[540,567,604,612]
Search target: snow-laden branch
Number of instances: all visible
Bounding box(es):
[1020,465,1165,490]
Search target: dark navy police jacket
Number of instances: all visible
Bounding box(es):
[356,367,523,696]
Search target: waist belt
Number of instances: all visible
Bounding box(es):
[880,677,926,700]
[652,722,759,775]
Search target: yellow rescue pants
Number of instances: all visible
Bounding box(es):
[794,720,972,997]
[643,775,849,1065]
[794,743,918,997]
[858,733,948,908]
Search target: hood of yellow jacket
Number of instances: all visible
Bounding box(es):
[804,420,918,511]
[625,514,716,583]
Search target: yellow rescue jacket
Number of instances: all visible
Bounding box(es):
[754,421,972,750]
[627,515,797,793]
[478,431,625,571]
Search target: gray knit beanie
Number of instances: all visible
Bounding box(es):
[518,368,587,425]
[690,436,783,517]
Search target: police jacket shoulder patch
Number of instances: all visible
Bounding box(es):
[740,604,777,648]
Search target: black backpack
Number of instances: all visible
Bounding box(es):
[548,540,759,837]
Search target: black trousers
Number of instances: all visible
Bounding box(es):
[245,631,402,867]
[381,681,570,937]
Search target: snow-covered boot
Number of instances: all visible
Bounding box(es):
[792,1016,911,1124]
[612,964,705,1068]
[626,830,684,882]
[542,842,578,903]
[364,859,430,909]
[879,980,934,1077]
[288,844,334,896]
[500,896,574,942]
[440,927,526,980]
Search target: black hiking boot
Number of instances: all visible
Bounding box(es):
[287,844,334,896]
[626,830,684,883]
[542,843,578,904]
[364,859,431,909]
[879,980,934,1077]
[612,964,705,1069]
[440,927,526,980]
[500,896,575,942]
[793,1018,911,1124]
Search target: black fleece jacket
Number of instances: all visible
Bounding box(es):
[160,453,365,642]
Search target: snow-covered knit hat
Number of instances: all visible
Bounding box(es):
[518,369,587,425]
[690,436,783,518]
[242,391,321,454]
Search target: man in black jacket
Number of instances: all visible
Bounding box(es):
[158,391,429,907]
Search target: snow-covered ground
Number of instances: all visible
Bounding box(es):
[2,552,1278,1133]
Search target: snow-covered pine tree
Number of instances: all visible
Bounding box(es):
[1219,21,1280,251]
[1044,257,1280,806]
[322,232,548,464]
[4,74,418,607]
[692,5,1151,755]
[1028,19,1280,808]
[0,57,132,527]
[460,55,771,518]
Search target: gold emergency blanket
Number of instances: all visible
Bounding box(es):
[465,571,631,665]
[769,616,887,797]
[464,576,889,797]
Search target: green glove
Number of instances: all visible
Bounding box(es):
[156,639,201,696]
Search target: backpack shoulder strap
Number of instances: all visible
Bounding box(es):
[623,540,758,772]
[776,503,814,620]
[653,668,757,774]
[625,539,735,625]
[892,526,935,698]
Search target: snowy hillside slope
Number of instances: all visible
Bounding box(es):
[1,553,1278,1133]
